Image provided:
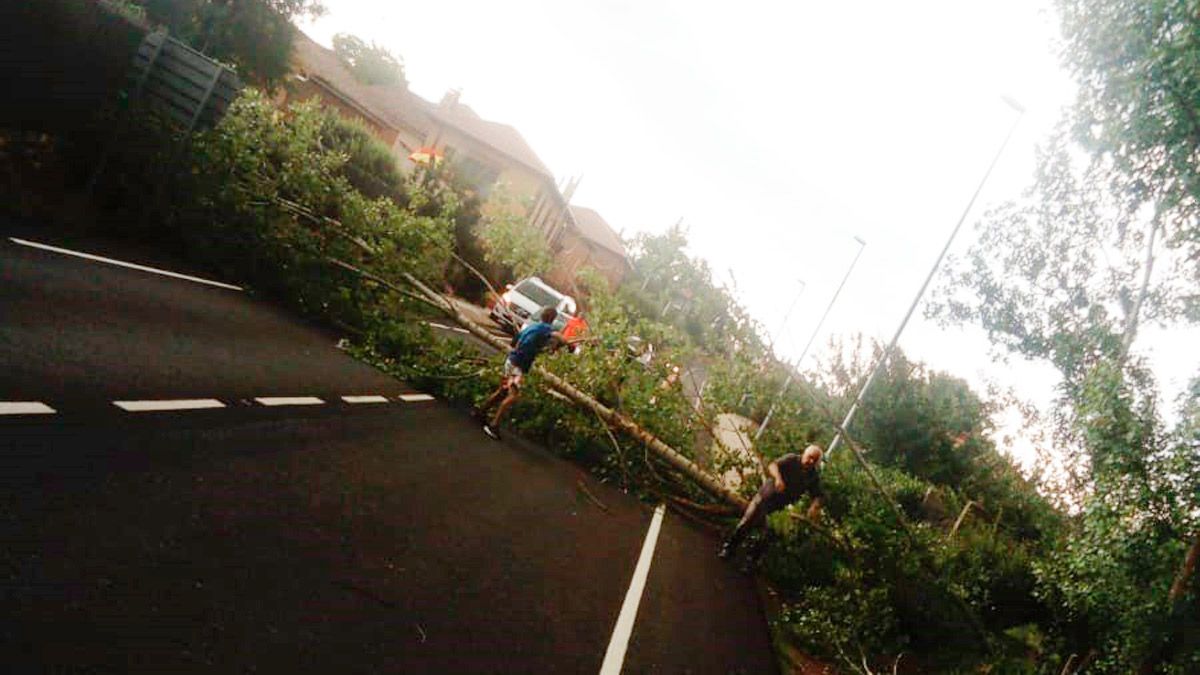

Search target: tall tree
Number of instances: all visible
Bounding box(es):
[332,33,407,87]
[140,0,325,84]
[927,0,1200,665]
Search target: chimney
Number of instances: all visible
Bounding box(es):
[439,88,461,111]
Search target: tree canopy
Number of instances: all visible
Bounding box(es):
[926,0,1200,670]
[332,33,407,87]
[139,0,325,84]
[1059,0,1200,289]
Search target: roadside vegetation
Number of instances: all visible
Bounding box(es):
[1,1,1196,672]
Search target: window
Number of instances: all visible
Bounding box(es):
[514,280,561,308]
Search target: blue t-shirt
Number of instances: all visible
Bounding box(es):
[508,322,554,371]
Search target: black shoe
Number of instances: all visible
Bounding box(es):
[717,542,734,560]
[482,424,501,440]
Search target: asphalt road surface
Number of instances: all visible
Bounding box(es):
[0,220,777,674]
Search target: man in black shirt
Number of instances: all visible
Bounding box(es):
[718,444,824,566]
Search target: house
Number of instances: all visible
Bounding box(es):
[546,205,630,292]
[281,31,629,290]
[281,31,428,159]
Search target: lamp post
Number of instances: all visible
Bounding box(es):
[825,96,1025,458]
[752,235,867,445]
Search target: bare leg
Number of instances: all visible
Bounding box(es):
[489,389,520,428]
[479,385,508,414]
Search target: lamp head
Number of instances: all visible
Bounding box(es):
[1000,94,1026,114]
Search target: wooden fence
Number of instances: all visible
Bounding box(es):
[129,30,241,132]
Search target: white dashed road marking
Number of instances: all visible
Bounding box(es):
[114,399,226,412]
[600,504,666,675]
[10,393,433,415]
[10,237,243,291]
[255,396,325,406]
[0,401,57,415]
[341,395,389,404]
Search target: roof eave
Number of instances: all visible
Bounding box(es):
[429,111,555,182]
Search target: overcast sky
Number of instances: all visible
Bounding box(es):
[299,1,1199,467]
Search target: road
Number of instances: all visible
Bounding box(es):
[0,220,777,673]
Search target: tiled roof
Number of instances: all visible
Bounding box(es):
[290,32,428,132]
[291,32,552,179]
[568,206,627,259]
[429,101,553,179]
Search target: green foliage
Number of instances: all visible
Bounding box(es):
[100,0,148,23]
[332,33,407,87]
[719,334,1066,671]
[318,112,403,199]
[93,89,452,329]
[927,3,1200,669]
[768,450,1053,671]
[138,0,325,84]
[1058,0,1200,281]
[477,186,554,281]
[779,581,900,672]
[624,225,766,356]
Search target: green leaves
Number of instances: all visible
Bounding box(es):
[139,0,325,84]
[332,33,406,88]
[476,187,553,280]
[1058,0,1200,278]
[926,2,1200,667]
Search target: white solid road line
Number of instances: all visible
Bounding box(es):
[0,401,57,415]
[9,237,244,291]
[599,504,666,675]
[255,396,325,406]
[341,395,389,404]
[398,393,435,402]
[114,399,226,412]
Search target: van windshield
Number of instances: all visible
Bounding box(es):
[514,280,561,309]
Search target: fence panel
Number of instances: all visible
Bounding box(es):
[128,30,242,132]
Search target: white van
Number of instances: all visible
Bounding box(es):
[490,276,576,334]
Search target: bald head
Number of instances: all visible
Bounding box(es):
[801,444,824,468]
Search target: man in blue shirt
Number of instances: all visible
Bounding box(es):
[477,306,565,439]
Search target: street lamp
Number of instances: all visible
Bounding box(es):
[752,235,867,445]
[825,96,1026,458]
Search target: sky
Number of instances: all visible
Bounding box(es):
[299,1,1199,468]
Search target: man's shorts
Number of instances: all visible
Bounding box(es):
[502,358,524,390]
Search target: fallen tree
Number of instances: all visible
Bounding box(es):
[324,250,750,511]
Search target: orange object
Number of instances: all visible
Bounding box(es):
[562,314,588,342]
[407,146,444,165]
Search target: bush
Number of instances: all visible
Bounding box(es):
[91,89,453,331]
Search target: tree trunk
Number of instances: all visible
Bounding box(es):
[1120,220,1159,360]
[1168,534,1200,604]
